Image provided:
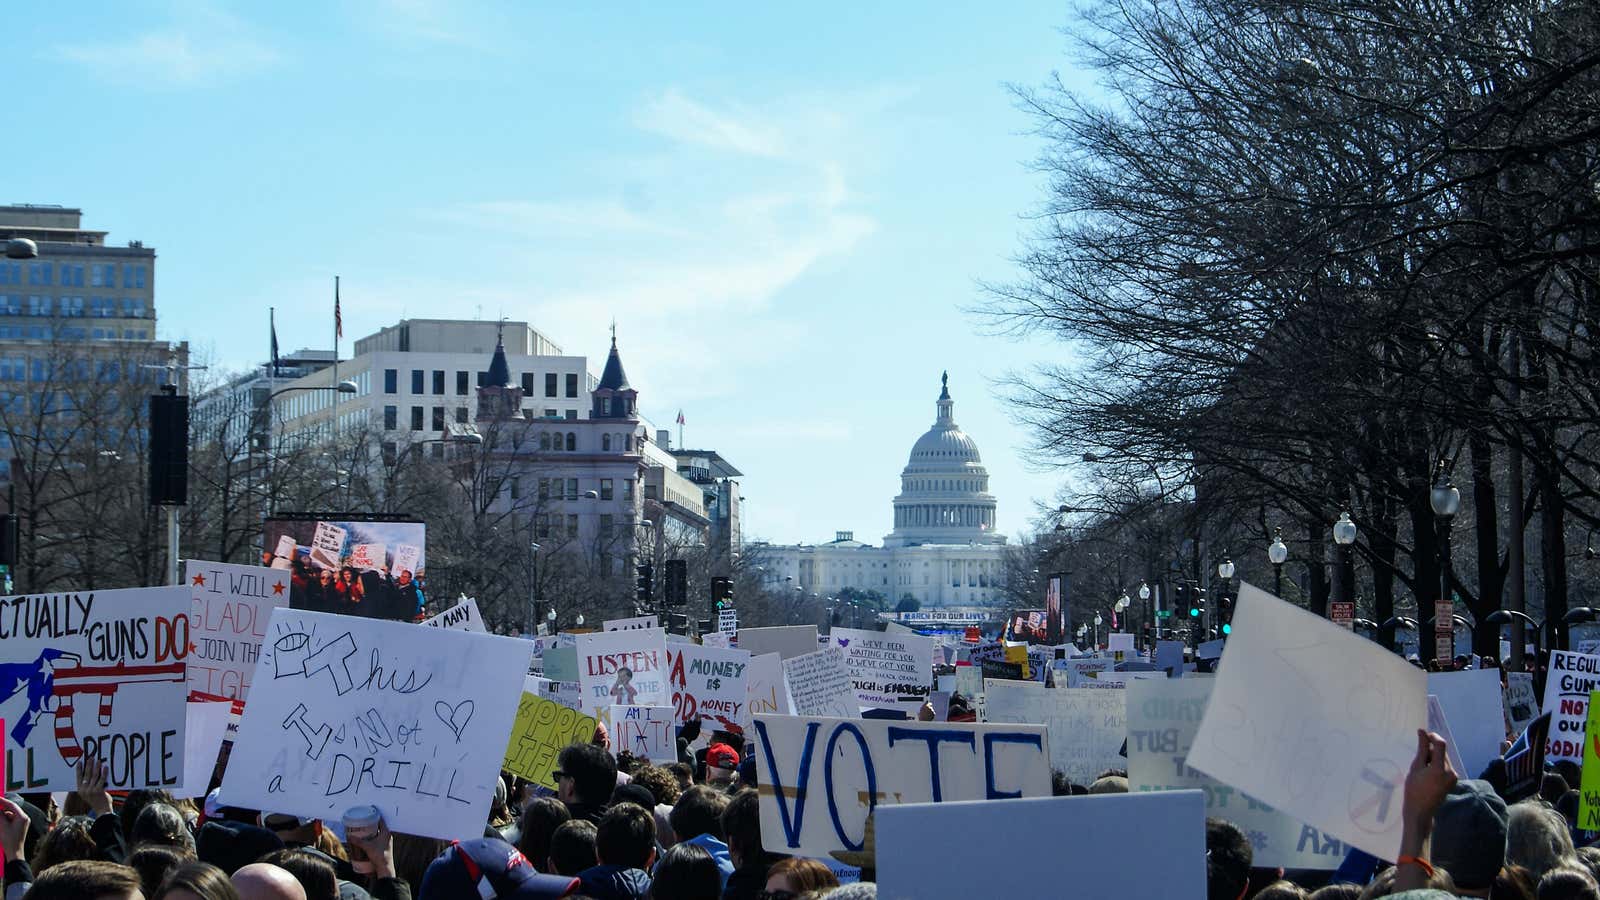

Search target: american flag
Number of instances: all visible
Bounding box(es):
[334,278,343,339]
[1502,711,1551,802]
[676,410,685,425]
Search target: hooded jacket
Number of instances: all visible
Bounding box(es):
[576,863,652,900]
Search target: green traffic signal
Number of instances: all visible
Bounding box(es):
[1221,623,1231,635]
[1188,606,1200,617]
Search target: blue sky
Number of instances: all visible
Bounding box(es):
[4,1,1089,546]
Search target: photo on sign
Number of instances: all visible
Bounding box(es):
[1008,609,1050,644]
[262,514,426,622]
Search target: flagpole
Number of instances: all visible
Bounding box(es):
[333,276,340,394]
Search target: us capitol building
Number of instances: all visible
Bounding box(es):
[755,374,1007,608]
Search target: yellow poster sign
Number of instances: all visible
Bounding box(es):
[503,688,596,790]
[1579,690,1600,830]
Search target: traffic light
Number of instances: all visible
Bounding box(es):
[664,559,688,607]
[1217,593,1235,634]
[1187,587,1205,619]
[710,576,733,609]
[635,564,653,604]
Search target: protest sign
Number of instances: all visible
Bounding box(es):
[985,681,1125,788]
[738,625,819,660]
[185,560,288,709]
[610,705,676,763]
[1580,693,1600,831]
[179,700,233,798]
[505,678,597,789]
[954,665,982,699]
[393,544,422,579]
[666,643,751,730]
[1425,695,1469,778]
[1054,657,1114,688]
[421,597,485,632]
[1127,678,1348,869]
[1187,583,1426,862]
[349,543,388,573]
[223,609,531,840]
[1506,672,1538,736]
[310,521,347,570]
[875,792,1206,900]
[1196,638,1225,660]
[782,648,859,718]
[1155,641,1185,678]
[604,615,659,632]
[829,627,933,709]
[1426,669,1505,779]
[1107,633,1135,656]
[263,516,428,621]
[718,608,739,634]
[541,647,579,683]
[751,714,1051,859]
[529,676,583,712]
[701,631,731,649]
[1577,639,1600,657]
[1025,645,1051,683]
[1543,650,1600,763]
[577,628,668,713]
[0,586,189,791]
[1092,671,1163,688]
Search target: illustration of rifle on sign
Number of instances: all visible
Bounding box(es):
[1,648,186,766]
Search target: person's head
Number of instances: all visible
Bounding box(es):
[1358,863,1456,897]
[1432,779,1509,892]
[195,821,285,876]
[630,766,682,807]
[21,859,144,900]
[546,820,598,876]
[31,815,98,874]
[648,843,721,900]
[132,802,196,855]
[1088,775,1129,794]
[705,744,739,785]
[1576,848,1600,883]
[616,667,633,685]
[318,570,334,585]
[1308,885,1363,900]
[667,762,694,791]
[392,834,449,894]
[721,788,764,871]
[339,567,354,584]
[1250,882,1306,900]
[1511,801,1581,879]
[763,857,840,897]
[152,862,241,900]
[1544,774,1574,805]
[1205,818,1252,900]
[610,783,657,813]
[230,863,307,900]
[257,813,320,848]
[1554,762,1584,793]
[129,845,193,898]
[121,790,177,840]
[516,796,571,874]
[669,786,729,844]
[556,742,617,806]
[1539,867,1600,900]
[257,849,337,900]
[595,803,656,871]
[1498,864,1542,900]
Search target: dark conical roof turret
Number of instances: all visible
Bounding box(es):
[486,334,512,387]
[597,334,631,392]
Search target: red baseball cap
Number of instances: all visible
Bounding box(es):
[707,742,740,771]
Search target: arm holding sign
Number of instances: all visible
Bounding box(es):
[347,814,411,900]
[1394,730,1458,893]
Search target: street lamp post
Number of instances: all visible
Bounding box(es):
[1093,612,1103,649]
[263,380,360,514]
[1138,581,1152,639]
[1430,465,1461,664]
[1484,610,1542,662]
[1268,528,1289,598]
[529,541,541,635]
[1333,511,1358,620]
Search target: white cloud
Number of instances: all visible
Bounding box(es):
[49,4,281,85]
[633,89,789,159]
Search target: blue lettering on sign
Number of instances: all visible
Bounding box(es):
[754,719,820,849]
[886,727,975,803]
[825,723,875,852]
[983,732,1044,799]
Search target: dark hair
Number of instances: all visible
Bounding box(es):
[547,820,598,876]
[670,786,729,844]
[1050,770,1074,796]
[764,857,840,892]
[1250,880,1306,900]
[648,843,721,900]
[152,861,240,900]
[631,765,682,806]
[558,742,619,805]
[1539,868,1600,900]
[393,833,449,894]
[1205,818,1252,900]
[517,797,571,875]
[1307,885,1363,900]
[1494,864,1540,900]
[259,848,338,900]
[120,789,176,840]
[30,815,96,874]
[1543,772,1573,804]
[611,783,657,811]
[132,802,194,854]
[596,803,656,870]
[22,859,143,900]
[721,788,765,863]
[667,762,694,789]
[128,844,191,897]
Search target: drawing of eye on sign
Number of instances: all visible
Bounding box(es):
[221,608,533,840]
[1,586,191,792]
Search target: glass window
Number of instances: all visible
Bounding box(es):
[432,370,444,394]
[511,477,523,500]
[455,406,467,424]
[27,263,52,286]
[90,264,115,287]
[565,409,577,420]
[602,434,611,451]
[565,432,576,451]
[544,408,557,418]
[456,371,468,395]
[431,406,444,431]
[539,432,551,451]
[600,478,614,500]
[383,405,397,429]
[567,514,578,535]
[545,373,558,397]
[565,373,578,398]
[623,479,634,500]
[410,406,424,430]
[599,515,614,539]
[538,478,550,500]
[60,265,84,287]
[123,264,147,289]
[27,296,50,316]
[61,297,84,317]
[384,369,398,393]
[410,370,424,393]
[565,478,579,500]
[0,296,17,316]
[0,263,16,285]
[121,297,147,318]
[535,515,549,539]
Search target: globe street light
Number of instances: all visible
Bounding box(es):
[1333,512,1357,620]
[1139,581,1153,639]
[1093,612,1103,648]
[1430,464,1461,664]
[1484,609,1542,660]
[1267,528,1289,598]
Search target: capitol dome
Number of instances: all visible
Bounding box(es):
[884,373,1004,548]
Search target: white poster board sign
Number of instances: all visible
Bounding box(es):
[739,625,820,660]
[1426,669,1505,779]
[1542,649,1600,763]
[610,705,677,763]
[984,681,1125,788]
[751,714,1051,859]
[178,700,235,798]
[0,586,190,790]
[875,792,1206,900]
[1187,583,1426,862]
[1506,672,1537,736]
[666,643,751,731]
[745,653,794,719]
[349,543,387,573]
[222,608,532,840]
[421,597,485,632]
[1106,633,1135,655]
[309,522,347,570]
[1128,677,1349,869]
[576,628,669,713]
[783,648,860,718]
[185,560,289,709]
[1053,658,1115,688]
[718,609,739,633]
[604,615,659,632]
[828,626,933,709]
[1155,641,1185,678]
[392,544,422,579]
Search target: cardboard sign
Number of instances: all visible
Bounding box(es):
[349,543,388,573]
[610,705,676,763]
[738,625,819,660]
[875,792,1206,900]
[0,586,190,790]
[718,608,739,634]
[1186,583,1426,862]
[1543,650,1600,763]
[223,609,532,840]
[392,544,422,579]
[984,681,1126,788]
[505,679,597,789]
[783,648,859,718]
[1127,678,1348,869]
[178,700,234,798]
[1055,658,1114,688]
[746,653,794,719]
[309,521,347,570]
[751,714,1051,858]
[700,631,731,648]
[421,597,485,633]
[666,643,751,730]
[1506,672,1538,736]
[1580,694,1600,830]
[577,629,668,713]
[604,615,659,632]
[1426,669,1505,779]
[185,561,289,709]
[829,627,933,709]
[1106,633,1135,655]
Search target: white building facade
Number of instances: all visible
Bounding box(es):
[758,374,1008,608]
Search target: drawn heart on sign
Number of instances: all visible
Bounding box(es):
[434,699,475,743]
[837,639,851,647]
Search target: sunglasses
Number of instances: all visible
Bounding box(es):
[552,770,569,781]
